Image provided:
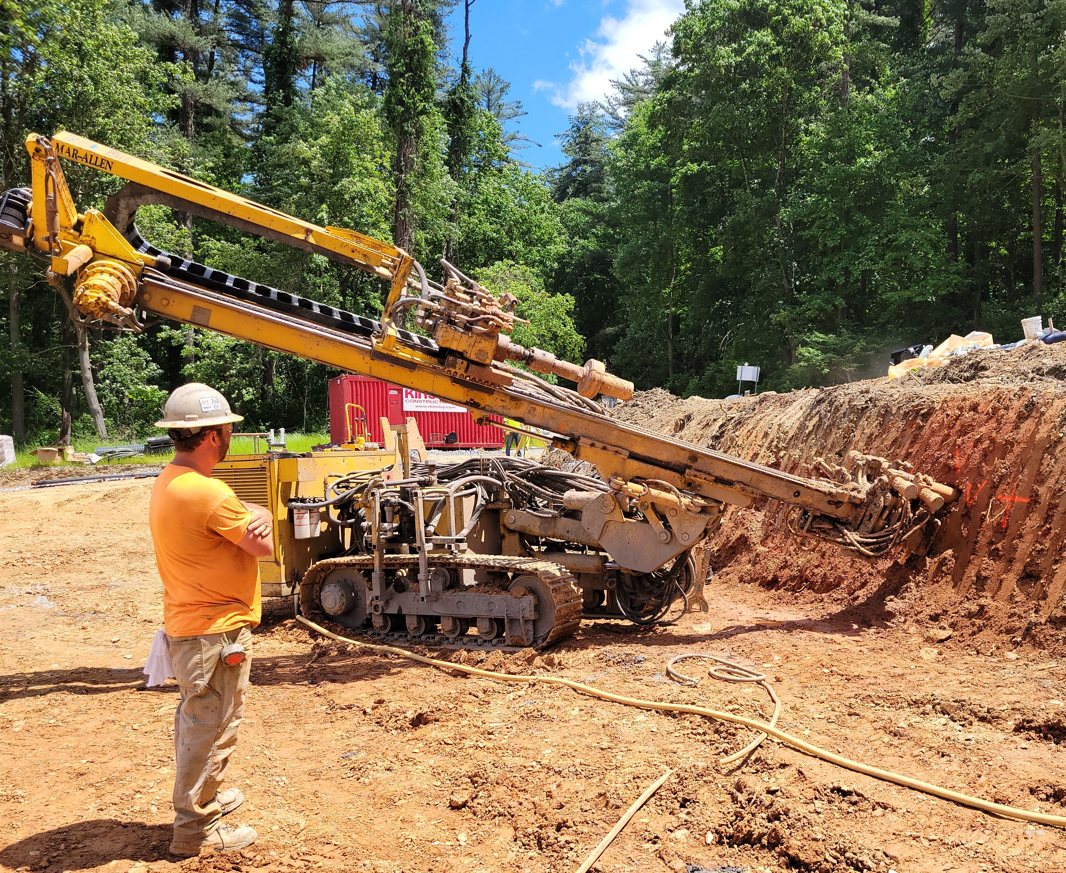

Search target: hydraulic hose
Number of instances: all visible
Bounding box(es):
[296,614,1066,830]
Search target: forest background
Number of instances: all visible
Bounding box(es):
[2,0,1065,443]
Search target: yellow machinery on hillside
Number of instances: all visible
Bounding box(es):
[0,132,959,648]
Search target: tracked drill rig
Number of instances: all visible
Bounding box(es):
[0,132,959,648]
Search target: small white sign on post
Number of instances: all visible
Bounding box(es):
[736,364,760,383]
[736,363,761,396]
[401,389,465,414]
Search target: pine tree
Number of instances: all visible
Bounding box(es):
[474,67,537,158]
[383,0,437,252]
[263,0,300,119]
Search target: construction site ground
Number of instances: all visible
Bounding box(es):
[4,341,1066,873]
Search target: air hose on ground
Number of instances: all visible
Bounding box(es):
[666,653,781,766]
[295,614,1066,829]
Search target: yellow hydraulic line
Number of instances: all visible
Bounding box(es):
[297,614,1066,831]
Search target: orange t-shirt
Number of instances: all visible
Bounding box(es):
[149,464,262,637]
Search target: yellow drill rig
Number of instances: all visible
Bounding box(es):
[0,132,959,648]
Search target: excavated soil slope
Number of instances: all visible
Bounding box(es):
[614,341,1066,655]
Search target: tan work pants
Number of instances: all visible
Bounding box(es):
[168,625,253,842]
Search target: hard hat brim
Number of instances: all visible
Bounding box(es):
[154,411,244,429]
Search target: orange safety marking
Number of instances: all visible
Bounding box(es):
[994,485,1031,529]
[965,480,987,508]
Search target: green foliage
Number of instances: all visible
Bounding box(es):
[549,104,613,204]
[445,63,477,183]
[91,335,168,437]
[784,330,868,386]
[255,79,392,243]
[546,0,1066,399]
[263,0,300,117]
[383,2,438,251]
[2,0,175,190]
[451,137,565,280]
[551,196,621,364]
[35,0,1066,447]
[607,97,681,390]
[477,261,585,370]
[407,107,458,265]
[130,0,246,152]
[474,67,537,159]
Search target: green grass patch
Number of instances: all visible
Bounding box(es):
[228,432,330,454]
[10,432,331,469]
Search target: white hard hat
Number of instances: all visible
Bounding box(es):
[155,382,243,434]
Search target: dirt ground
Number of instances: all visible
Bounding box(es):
[4,343,1066,873]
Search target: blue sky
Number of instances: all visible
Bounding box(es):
[444,0,684,171]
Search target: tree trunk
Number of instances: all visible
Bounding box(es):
[665,308,674,383]
[462,0,474,68]
[1032,42,1043,305]
[394,135,416,252]
[1007,235,1016,295]
[1033,141,1044,304]
[61,317,74,442]
[7,266,24,442]
[947,5,964,263]
[386,0,434,255]
[74,322,108,439]
[443,0,476,266]
[1054,181,1063,266]
[180,0,199,140]
[302,365,309,432]
[262,353,275,408]
[840,9,850,107]
[178,0,199,249]
[183,325,196,369]
[775,90,792,295]
[947,214,959,261]
[1059,96,1065,266]
[973,238,985,327]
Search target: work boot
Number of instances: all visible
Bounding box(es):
[169,823,258,857]
[217,787,244,816]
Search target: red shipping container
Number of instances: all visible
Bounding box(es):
[328,375,505,449]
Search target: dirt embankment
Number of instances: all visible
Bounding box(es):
[615,341,1066,655]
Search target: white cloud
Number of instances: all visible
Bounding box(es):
[549,0,684,110]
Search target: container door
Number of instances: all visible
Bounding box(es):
[327,377,349,444]
[387,387,403,424]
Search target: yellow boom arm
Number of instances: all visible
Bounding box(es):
[38,132,414,290]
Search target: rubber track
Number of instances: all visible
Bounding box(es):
[301,553,583,650]
[125,229,440,355]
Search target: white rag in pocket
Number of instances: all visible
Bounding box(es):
[143,629,174,687]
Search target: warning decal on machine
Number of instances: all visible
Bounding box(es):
[401,389,465,413]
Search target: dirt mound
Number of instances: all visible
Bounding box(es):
[615,342,1066,654]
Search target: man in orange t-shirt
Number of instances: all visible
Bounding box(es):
[149,383,273,857]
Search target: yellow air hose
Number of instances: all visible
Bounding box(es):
[296,615,1066,829]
